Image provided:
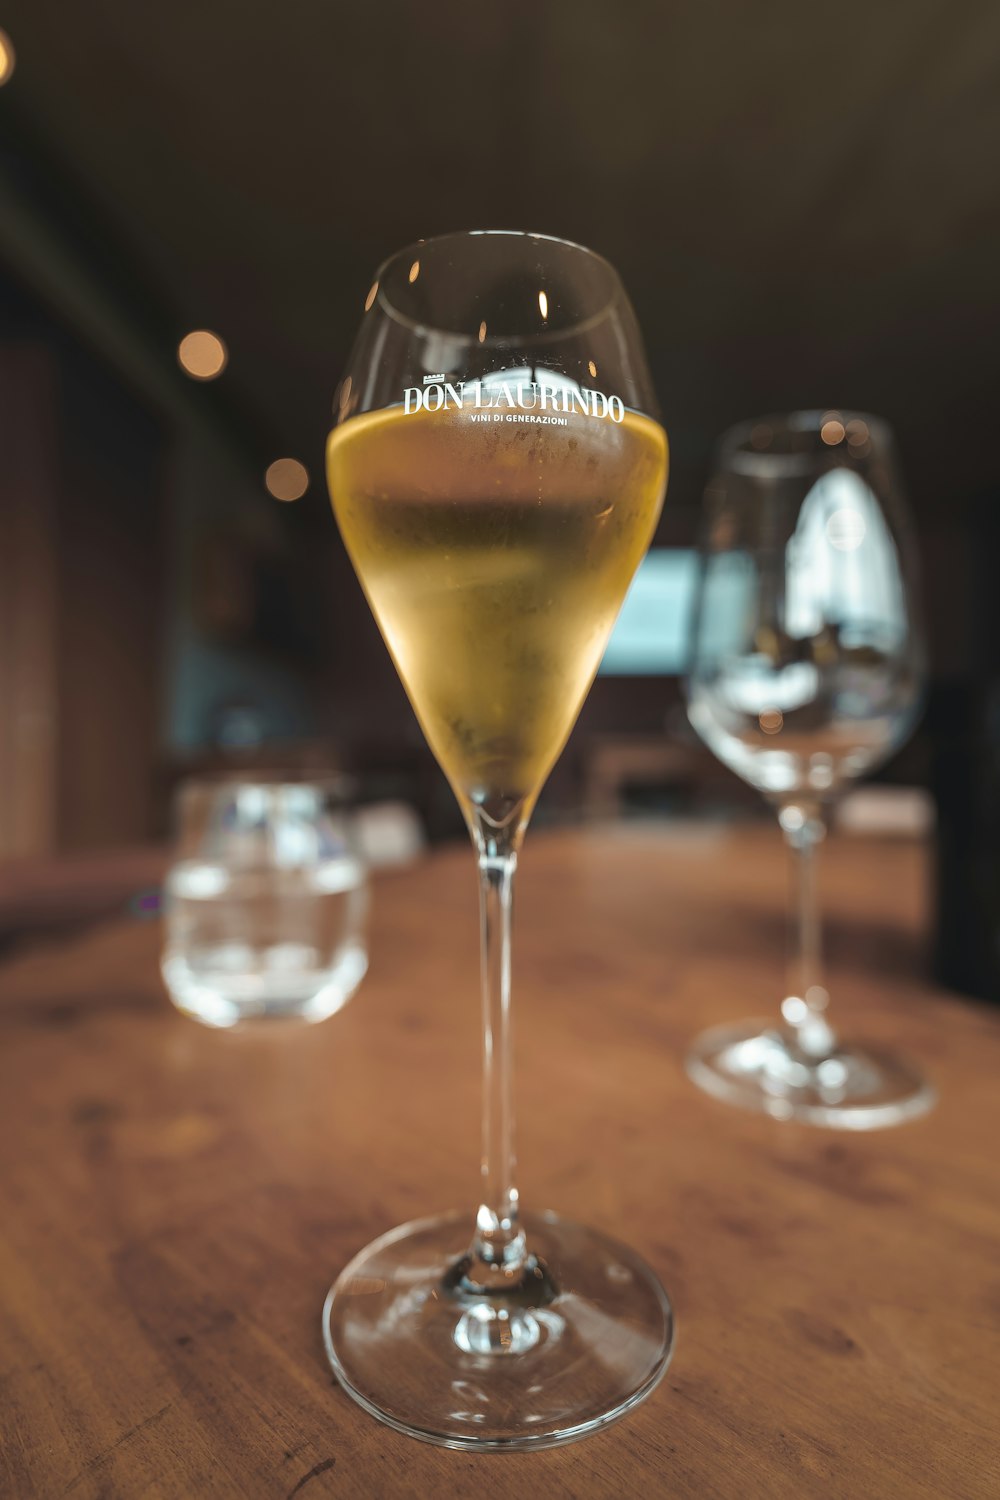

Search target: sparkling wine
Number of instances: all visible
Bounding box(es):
[328,402,667,820]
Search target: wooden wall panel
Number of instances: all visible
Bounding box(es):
[0,346,60,857]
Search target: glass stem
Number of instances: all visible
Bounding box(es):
[778,802,836,1060]
[471,823,526,1275]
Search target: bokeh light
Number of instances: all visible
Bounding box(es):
[826,508,867,550]
[0,30,15,86]
[265,459,309,502]
[177,330,228,380]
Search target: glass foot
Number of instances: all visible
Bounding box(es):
[322,1210,674,1450]
[686,1019,936,1129]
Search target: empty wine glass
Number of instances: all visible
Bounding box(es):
[685,411,935,1128]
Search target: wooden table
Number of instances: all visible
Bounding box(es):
[1,823,997,1498]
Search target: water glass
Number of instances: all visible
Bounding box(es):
[161,778,368,1027]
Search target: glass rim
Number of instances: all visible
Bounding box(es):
[718,409,893,478]
[369,229,624,348]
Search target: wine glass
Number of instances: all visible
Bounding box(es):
[685,410,935,1129]
[322,231,674,1448]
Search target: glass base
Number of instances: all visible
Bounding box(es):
[686,1019,936,1129]
[322,1210,674,1450]
[162,945,368,1028]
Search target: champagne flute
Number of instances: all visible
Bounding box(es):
[322,231,674,1448]
[685,411,935,1128]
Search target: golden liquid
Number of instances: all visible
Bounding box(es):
[328,403,667,822]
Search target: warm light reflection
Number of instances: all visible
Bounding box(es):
[177,330,228,380]
[265,458,309,501]
[759,708,784,734]
[538,290,548,320]
[710,513,736,549]
[820,419,845,445]
[0,29,14,84]
[408,260,420,284]
[364,282,378,312]
[335,373,353,418]
[478,320,487,343]
[588,359,597,379]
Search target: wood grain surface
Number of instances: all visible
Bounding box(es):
[0,821,997,1499]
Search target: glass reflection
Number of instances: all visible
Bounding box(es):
[689,460,920,799]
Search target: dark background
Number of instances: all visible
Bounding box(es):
[1,0,998,854]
